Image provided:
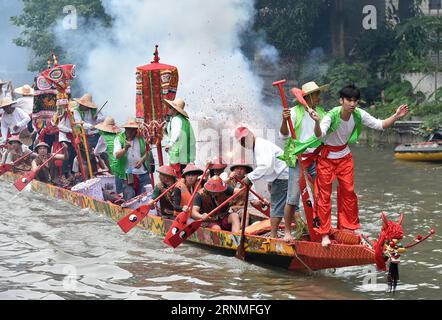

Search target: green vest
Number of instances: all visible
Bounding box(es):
[289,106,363,157]
[113,132,151,179]
[74,106,97,121]
[280,105,326,168]
[98,130,118,175]
[167,114,196,164]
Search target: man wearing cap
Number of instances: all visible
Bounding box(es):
[0,98,31,144]
[164,98,196,177]
[173,163,203,215]
[14,85,34,115]
[31,142,66,184]
[147,165,177,217]
[225,160,269,225]
[279,81,328,242]
[235,127,289,239]
[191,175,241,233]
[72,93,104,149]
[114,118,152,201]
[2,136,33,172]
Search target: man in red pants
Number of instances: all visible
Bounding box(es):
[308,85,409,247]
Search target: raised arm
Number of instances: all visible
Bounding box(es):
[382,104,409,129]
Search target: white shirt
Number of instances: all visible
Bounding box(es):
[279,108,318,154]
[113,137,147,175]
[73,109,104,135]
[54,114,72,143]
[320,108,384,159]
[15,96,34,115]
[94,135,108,156]
[247,137,289,183]
[166,116,182,147]
[1,107,31,139]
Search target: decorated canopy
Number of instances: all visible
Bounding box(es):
[135,45,179,123]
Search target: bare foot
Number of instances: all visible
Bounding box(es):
[321,235,331,247]
[283,231,294,243]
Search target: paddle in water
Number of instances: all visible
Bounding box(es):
[14,146,66,192]
[117,181,178,233]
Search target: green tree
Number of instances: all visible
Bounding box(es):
[253,0,328,60]
[11,0,111,72]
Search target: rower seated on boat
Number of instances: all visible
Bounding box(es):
[31,142,66,184]
[173,163,203,215]
[191,175,241,233]
[224,159,269,226]
[147,165,177,217]
[2,135,34,172]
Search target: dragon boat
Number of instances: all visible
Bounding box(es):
[394,140,442,162]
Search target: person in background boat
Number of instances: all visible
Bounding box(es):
[114,118,152,201]
[279,81,328,242]
[307,84,409,247]
[2,135,34,172]
[147,165,177,217]
[224,159,269,226]
[0,79,12,101]
[235,126,289,239]
[164,98,196,178]
[192,175,241,233]
[0,98,31,145]
[173,163,203,215]
[31,142,66,184]
[72,93,104,149]
[94,117,123,192]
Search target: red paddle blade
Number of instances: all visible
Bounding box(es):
[117,205,150,233]
[291,88,308,107]
[163,210,191,246]
[0,164,12,176]
[14,171,36,191]
[163,219,203,248]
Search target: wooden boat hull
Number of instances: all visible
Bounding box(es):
[394,152,442,161]
[0,172,376,271]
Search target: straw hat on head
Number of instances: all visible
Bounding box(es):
[230,159,253,174]
[122,118,140,129]
[157,165,178,179]
[164,98,189,118]
[74,93,97,109]
[300,81,329,96]
[204,175,228,193]
[95,117,121,134]
[14,84,35,96]
[0,98,17,109]
[182,163,204,177]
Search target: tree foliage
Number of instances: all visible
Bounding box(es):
[11,0,111,72]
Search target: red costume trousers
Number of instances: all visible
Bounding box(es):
[313,153,360,235]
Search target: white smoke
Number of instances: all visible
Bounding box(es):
[55,0,280,132]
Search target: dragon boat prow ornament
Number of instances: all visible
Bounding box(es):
[372,212,435,293]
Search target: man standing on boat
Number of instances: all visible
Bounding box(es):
[235,127,289,239]
[73,93,104,149]
[306,85,409,247]
[164,98,196,178]
[114,118,152,201]
[279,81,328,242]
[0,98,31,144]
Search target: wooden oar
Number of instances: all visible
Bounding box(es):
[77,123,94,179]
[0,151,33,176]
[235,185,250,260]
[163,164,211,246]
[117,181,179,233]
[164,186,247,249]
[14,146,66,191]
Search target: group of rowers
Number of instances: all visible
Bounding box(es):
[0,78,409,246]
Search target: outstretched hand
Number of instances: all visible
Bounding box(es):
[308,109,321,122]
[395,104,409,119]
